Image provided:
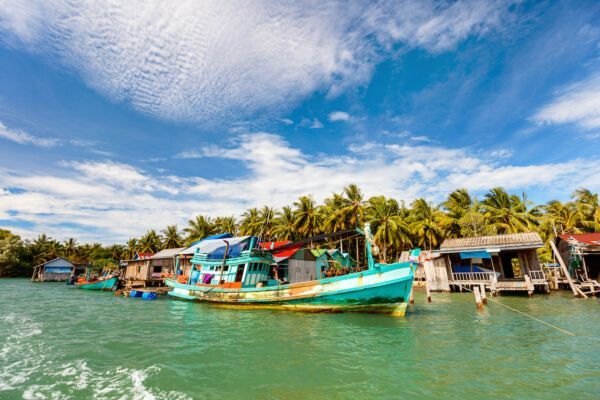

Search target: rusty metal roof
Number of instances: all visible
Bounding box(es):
[440,232,543,252]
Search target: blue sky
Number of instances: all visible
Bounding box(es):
[0,0,599,243]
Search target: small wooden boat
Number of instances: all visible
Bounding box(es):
[166,224,414,316]
[75,274,119,291]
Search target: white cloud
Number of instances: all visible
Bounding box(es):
[0,121,58,147]
[533,73,600,130]
[281,118,294,125]
[1,131,598,243]
[310,118,324,129]
[328,111,351,122]
[0,1,515,124]
[489,149,513,158]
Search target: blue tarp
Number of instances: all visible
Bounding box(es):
[206,238,252,259]
[459,251,491,259]
[189,233,233,247]
[44,267,72,273]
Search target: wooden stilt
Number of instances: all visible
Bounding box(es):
[474,286,483,310]
[425,282,431,302]
[479,283,487,304]
[550,240,587,298]
[409,288,414,304]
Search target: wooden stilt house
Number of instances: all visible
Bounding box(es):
[436,232,548,294]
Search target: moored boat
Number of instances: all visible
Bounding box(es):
[166,224,414,316]
[75,274,119,291]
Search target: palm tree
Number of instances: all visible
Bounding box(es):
[273,206,296,241]
[440,189,473,238]
[107,244,125,261]
[541,200,581,236]
[482,188,536,234]
[321,192,347,233]
[293,195,322,238]
[124,238,139,260]
[63,238,78,259]
[239,208,261,236]
[367,196,412,261]
[338,184,365,229]
[139,230,161,253]
[184,215,214,244]
[213,216,237,235]
[256,206,277,241]
[572,188,599,231]
[162,225,182,249]
[409,199,445,250]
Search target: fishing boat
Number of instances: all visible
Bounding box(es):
[165,224,414,316]
[75,271,119,291]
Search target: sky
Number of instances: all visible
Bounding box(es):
[0,0,599,243]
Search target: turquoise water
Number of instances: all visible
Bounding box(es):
[0,279,598,399]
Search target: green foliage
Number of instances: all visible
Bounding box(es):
[2,185,599,273]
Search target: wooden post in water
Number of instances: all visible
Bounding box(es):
[524,274,533,296]
[479,283,487,304]
[409,288,414,304]
[473,286,483,310]
[425,282,431,302]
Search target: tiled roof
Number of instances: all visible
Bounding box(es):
[440,232,543,252]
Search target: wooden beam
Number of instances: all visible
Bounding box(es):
[549,240,587,298]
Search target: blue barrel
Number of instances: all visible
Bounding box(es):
[142,292,157,300]
[129,290,142,298]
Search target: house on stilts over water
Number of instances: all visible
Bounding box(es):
[420,232,550,295]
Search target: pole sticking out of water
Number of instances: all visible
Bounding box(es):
[409,288,414,304]
[473,286,484,310]
[463,286,575,337]
[480,283,487,304]
[425,282,432,303]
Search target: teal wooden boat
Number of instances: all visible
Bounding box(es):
[166,224,414,316]
[76,275,119,291]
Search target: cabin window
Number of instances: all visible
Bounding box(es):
[153,266,161,273]
[210,266,215,271]
[224,265,229,271]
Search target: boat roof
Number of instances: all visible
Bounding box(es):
[179,236,251,255]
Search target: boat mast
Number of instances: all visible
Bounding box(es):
[218,240,230,285]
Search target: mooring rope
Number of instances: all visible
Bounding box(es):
[460,286,576,336]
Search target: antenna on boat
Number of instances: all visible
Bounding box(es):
[218,240,230,285]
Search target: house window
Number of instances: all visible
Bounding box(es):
[137,266,141,273]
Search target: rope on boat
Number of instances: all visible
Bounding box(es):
[460,286,576,337]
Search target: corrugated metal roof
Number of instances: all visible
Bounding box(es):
[151,248,186,259]
[559,232,600,246]
[440,232,543,252]
[179,236,251,255]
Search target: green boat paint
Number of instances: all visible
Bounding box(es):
[167,223,414,315]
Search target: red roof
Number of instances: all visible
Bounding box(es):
[136,252,154,259]
[559,233,600,245]
[259,241,291,250]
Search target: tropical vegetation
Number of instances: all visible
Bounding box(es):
[1,186,598,277]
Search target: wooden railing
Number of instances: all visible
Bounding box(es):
[451,272,495,283]
[528,270,546,281]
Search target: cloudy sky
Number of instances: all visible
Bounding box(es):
[0,0,599,243]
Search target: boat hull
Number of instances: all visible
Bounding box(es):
[76,276,119,291]
[166,263,413,316]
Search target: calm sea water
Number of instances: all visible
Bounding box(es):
[0,279,598,399]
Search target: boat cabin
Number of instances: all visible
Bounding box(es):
[31,257,81,282]
[438,232,549,294]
